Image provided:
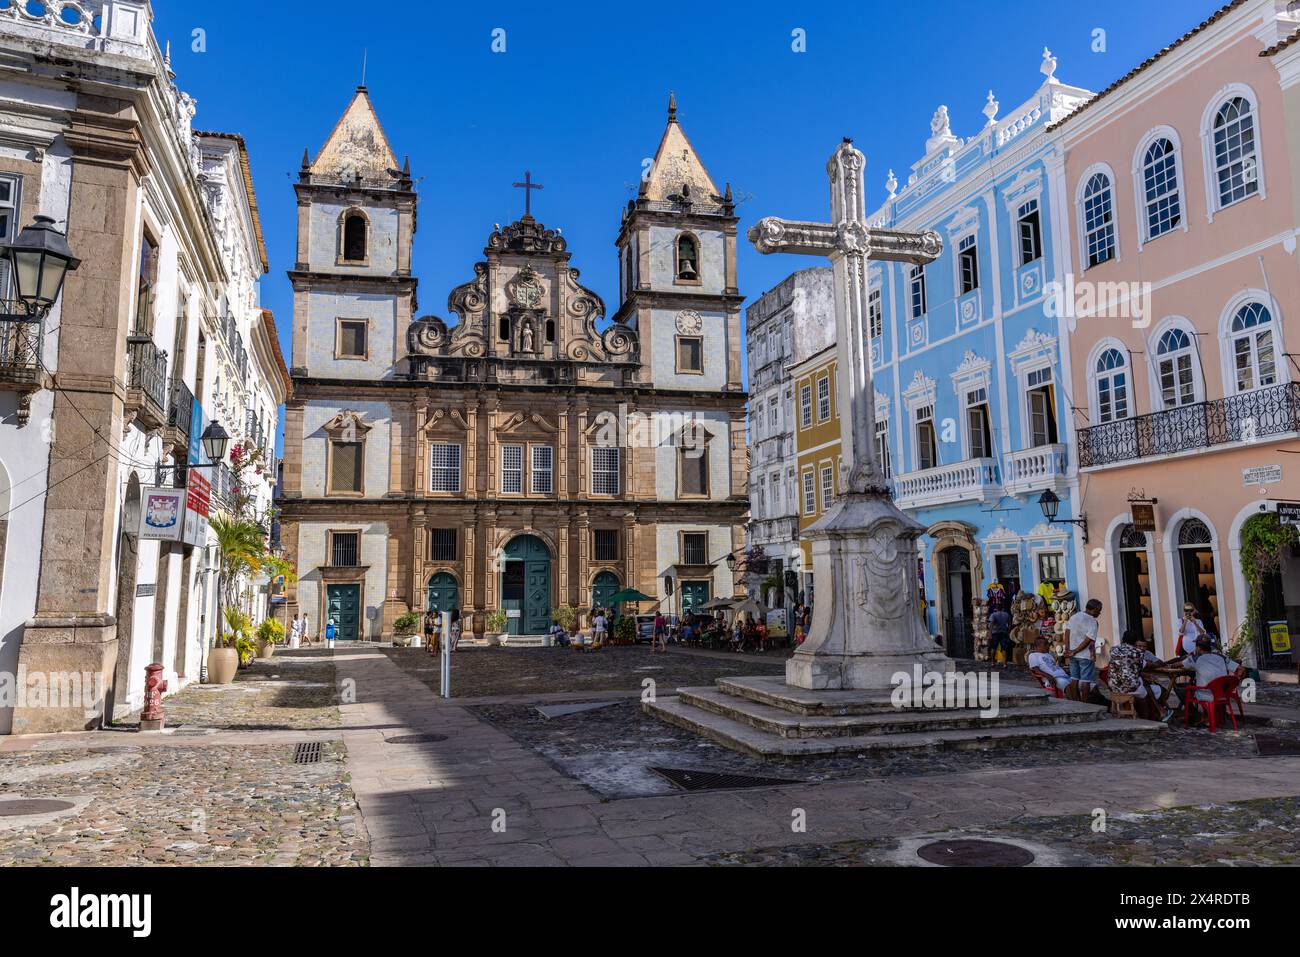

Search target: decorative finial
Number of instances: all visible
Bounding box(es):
[1041,47,1057,82]
[301,147,311,169]
[402,155,410,175]
[983,90,999,126]
[667,90,677,122]
[724,182,733,203]
[886,169,898,198]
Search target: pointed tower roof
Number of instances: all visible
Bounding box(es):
[308,86,399,185]
[642,92,721,203]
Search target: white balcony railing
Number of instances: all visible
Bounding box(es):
[892,457,1000,510]
[1003,443,1068,496]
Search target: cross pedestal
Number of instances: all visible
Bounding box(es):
[749,141,950,690]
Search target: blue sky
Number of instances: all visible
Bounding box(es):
[156,0,1223,446]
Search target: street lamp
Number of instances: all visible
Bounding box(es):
[724,553,737,574]
[1037,489,1088,543]
[200,420,230,463]
[3,215,80,316]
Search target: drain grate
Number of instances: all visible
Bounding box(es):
[1255,735,1300,757]
[0,799,77,817]
[648,766,802,792]
[385,733,448,744]
[293,742,322,764]
[918,839,1034,867]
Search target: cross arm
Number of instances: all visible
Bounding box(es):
[865,226,943,266]
[747,217,838,256]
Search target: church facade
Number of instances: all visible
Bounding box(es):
[279,90,747,639]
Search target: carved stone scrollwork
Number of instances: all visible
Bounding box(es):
[487,217,567,255]
[408,315,449,354]
[601,324,637,357]
[448,264,488,321]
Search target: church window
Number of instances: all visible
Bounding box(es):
[1017,199,1042,265]
[908,264,927,318]
[799,383,813,429]
[868,287,883,339]
[342,211,368,262]
[676,336,703,373]
[501,444,523,493]
[593,528,620,561]
[679,446,709,497]
[957,234,979,294]
[329,531,359,566]
[681,532,708,566]
[429,443,462,492]
[530,445,554,494]
[816,375,831,421]
[336,319,368,359]
[592,447,620,495]
[545,319,555,343]
[328,440,363,495]
[427,528,458,561]
[1082,172,1116,268]
[498,316,510,341]
[675,233,700,283]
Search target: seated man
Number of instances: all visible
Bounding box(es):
[1107,633,1163,720]
[1027,637,1079,701]
[1182,635,1239,721]
[1134,635,1179,713]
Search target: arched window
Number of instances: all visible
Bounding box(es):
[1141,138,1180,240]
[342,211,368,262]
[1154,327,1197,408]
[1229,302,1278,393]
[545,319,555,343]
[1095,347,1130,423]
[675,233,699,282]
[1213,97,1259,209]
[1082,173,1116,268]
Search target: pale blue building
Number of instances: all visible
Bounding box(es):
[865,53,1094,654]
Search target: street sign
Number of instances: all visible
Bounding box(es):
[1277,502,1300,526]
[1130,502,1157,532]
[1243,464,1282,487]
[138,488,186,541]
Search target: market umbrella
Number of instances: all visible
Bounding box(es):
[606,588,655,605]
[731,598,770,618]
[698,597,735,611]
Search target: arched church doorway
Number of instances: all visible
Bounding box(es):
[1176,518,1219,639]
[940,545,974,658]
[427,572,459,618]
[501,534,551,635]
[591,570,619,613]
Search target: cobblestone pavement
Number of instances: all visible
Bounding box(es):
[703,796,1300,866]
[0,741,364,865]
[469,698,1300,797]
[379,644,784,698]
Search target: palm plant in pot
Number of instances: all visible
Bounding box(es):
[208,512,267,684]
[256,617,285,659]
[484,609,508,644]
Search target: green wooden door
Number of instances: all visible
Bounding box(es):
[327,584,361,641]
[426,572,459,616]
[680,580,710,616]
[591,571,619,612]
[502,535,551,635]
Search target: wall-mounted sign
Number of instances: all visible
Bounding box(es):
[1268,620,1292,654]
[138,488,186,541]
[136,583,156,597]
[1243,465,1282,487]
[182,509,205,547]
[1277,502,1300,526]
[186,469,211,518]
[1129,502,1157,533]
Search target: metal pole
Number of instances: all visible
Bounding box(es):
[440,610,451,699]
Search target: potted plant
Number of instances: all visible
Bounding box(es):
[208,513,267,684]
[256,617,284,659]
[484,609,508,645]
[392,611,421,648]
[551,604,577,646]
[613,616,636,646]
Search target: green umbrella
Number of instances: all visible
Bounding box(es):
[606,588,655,605]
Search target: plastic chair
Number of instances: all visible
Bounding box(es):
[1029,667,1064,700]
[1183,674,1242,732]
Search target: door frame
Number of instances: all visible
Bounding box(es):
[326,582,362,642]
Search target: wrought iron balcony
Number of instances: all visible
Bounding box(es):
[126,334,168,429]
[1003,443,1069,496]
[164,377,194,451]
[892,457,1001,510]
[0,301,45,426]
[1077,383,1300,468]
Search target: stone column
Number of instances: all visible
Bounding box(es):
[14,110,149,733]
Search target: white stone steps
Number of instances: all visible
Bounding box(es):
[645,695,1166,759]
[715,674,1051,716]
[676,685,1105,739]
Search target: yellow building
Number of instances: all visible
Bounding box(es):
[789,345,841,603]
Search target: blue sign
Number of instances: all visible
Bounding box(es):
[188,398,209,467]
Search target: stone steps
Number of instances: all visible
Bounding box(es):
[646,694,1165,759]
[715,674,1051,716]
[676,685,1106,739]
[498,634,552,648]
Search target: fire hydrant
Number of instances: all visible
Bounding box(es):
[140,663,168,732]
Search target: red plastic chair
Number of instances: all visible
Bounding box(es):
[1030,667,1064,699]
[1183,674,1243,732]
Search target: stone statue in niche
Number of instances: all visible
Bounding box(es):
[520,320,535,353]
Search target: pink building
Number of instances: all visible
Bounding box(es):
[1052,0,1300,668]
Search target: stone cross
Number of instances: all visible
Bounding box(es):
[747,140,949,691]
[512,169,544,218]
[749,139,941,495]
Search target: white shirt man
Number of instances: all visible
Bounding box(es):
[593,613,607,640]
[1065,610,1100,660]
[1028,648,1072,691]
[1182,647,1235,702]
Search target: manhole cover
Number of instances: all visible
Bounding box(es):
[1255,735,1300,756]
[917,839,1034,867]
[293,742,322,764]
[0,799,77,817]
[385,733,448,744]
[648,767,802,791]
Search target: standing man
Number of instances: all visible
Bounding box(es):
[988,605,1013,667]
[1063,598,1104,701]
[301,613,311,646]
[289,614,301,649]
